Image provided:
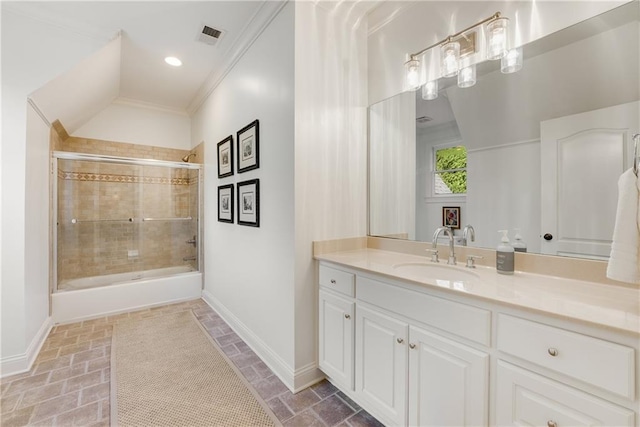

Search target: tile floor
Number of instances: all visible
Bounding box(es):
[1,299,383,427]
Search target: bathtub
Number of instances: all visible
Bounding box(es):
[57,265,196,291]
[52,268,202,324]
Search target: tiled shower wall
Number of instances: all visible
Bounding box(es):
[56,160,200,284]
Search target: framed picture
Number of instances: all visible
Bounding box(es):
[217,136,233,178]
[443,206,460,229]
[237,179,260,227]
[218,184,234,223]
[237,120,259,173]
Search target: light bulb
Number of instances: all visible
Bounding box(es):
[405,58,421,90]
[422,80,438,100]
[458,64,476,88]
[486,17,509,60]
[440,41,460,78]
[164,56,182,67]
[501,47,523,73]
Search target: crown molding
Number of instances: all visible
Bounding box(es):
[113,97,190,117]
[186,0,289,115]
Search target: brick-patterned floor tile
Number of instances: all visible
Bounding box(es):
[65,371,102,393]
[280,388,321,413]
[266,396,294,422]
[80,383,109,405]
[19,382,65,408]
[1,393,21,414]
[30,391,79,422]
[311,379,339,399]
[283,409,326,427]
[311,394,356,426]
[4,373,50,396]
[1,300,385,427]
[345,410,385,427]
[55,401,100,426]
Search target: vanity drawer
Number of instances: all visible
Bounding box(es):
[497,314,635,399]
[496,361,634,427]
[319,265,355,297]
[357,276,491,346]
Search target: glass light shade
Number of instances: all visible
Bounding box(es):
[486,17,509,60]
[405,58,421,90]
[422,80,438,100]
[457,64,476,88]
[501,47,523,73]
[440,41,460,78]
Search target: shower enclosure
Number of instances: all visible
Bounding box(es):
[53,152,201,292]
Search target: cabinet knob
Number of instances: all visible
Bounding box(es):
[344,314,351,319]
[330,279,336,284]
[544,233,553,241]
[397,338,404,344]
[409,343,416,349]
[548,348,558,357]
[547,421,557,427]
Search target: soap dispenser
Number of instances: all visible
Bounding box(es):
[496,230,514,275]
[512,228,527,253]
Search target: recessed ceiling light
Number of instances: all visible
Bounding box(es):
[164,57,182,67]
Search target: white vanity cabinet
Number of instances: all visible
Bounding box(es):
[316,260,639,427]
[318,266,355,391]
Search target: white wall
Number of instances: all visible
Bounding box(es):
[368,1,627,105]
[1,6,106,367]
[74,101,192,150]
[370,91,416,239]
[192,2,297,383]
[293,1,368,383]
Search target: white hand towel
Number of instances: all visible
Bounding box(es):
[607,168,640,284]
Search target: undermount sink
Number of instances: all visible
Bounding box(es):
[392,262,480,283]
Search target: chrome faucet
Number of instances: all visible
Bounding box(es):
[461,224,475,246]
[432,226,456,265]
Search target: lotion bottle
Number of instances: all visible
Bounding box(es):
[512,228,527,253]
[496,230,514,275]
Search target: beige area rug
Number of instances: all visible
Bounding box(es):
[111,310,281,426]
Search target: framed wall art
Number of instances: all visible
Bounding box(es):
[237,179,260,227]
[442,206,460,229]
[237,120,259,173]
[217,135,234,178]
[218,184,234,223]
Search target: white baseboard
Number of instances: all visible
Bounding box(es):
[202,290,324,392]
[1,316,53,378]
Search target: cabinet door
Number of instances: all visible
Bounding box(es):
[356,304,408,426]
[319,290,355,390]
[408,326,489,426]
[496,361,634,427]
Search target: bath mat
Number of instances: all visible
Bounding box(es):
[111,310,280,427]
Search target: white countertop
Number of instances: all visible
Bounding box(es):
[315,248,640,335]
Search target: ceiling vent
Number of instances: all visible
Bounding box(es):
[416,116,433,124]
[197,24,225,46]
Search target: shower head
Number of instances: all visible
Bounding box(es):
[182,153,196,163]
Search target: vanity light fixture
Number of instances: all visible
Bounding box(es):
[501,46,523,73]
[404,11,522,98]
[422,80,438,100]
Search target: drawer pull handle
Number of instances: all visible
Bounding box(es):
[330,279,336,284]
[547,421,557,427]
[344,314,351,319]
[409,343,416,349]
[397,338,404,344]
[548,348,558,357]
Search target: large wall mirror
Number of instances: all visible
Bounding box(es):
[369,1,639,259]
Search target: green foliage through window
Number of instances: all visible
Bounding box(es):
[435,146,467,194]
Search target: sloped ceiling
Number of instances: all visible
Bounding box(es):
[10,1,285,132]
[30,35,121,134]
